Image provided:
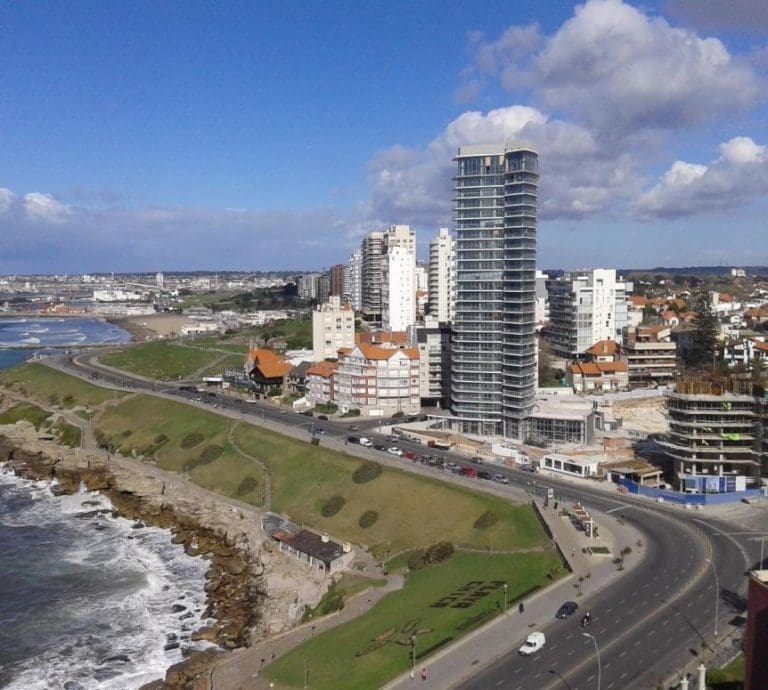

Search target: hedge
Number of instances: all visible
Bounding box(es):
[358,510,379,528]
[352,461,382,484]
[321,495,347,518]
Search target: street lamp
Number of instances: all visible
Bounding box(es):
[410,633,417,678]
[704,556,720,640]
[503,583,508,613]
[582,632,601,690]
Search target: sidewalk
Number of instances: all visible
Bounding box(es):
[383,496,643,690]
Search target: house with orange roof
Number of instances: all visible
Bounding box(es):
[243,348,293,396]
[659,310,680,328]
[355,331,409,346]
[567,360,629,393]
[334,342,420,417]
[585,339,619,362]
[744,307,768,326]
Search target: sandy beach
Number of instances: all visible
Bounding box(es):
[109,314,201,341]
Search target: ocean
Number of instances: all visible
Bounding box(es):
[0,316,213,688]
[0,472,213,689]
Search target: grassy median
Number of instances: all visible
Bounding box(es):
[100,341,222,380]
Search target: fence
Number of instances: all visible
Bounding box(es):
[618,478,765,505]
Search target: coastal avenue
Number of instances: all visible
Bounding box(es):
[52,351,758,690]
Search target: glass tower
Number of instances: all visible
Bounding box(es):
[450,143,539,439]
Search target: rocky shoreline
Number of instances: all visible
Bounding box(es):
[0,423,283,690]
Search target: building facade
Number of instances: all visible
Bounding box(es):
[311,296,355,362]
[408,317,451,407]
[329,264,345,298]
[428,228,455,323]
[361,231,385,321]
[622,325,677,386]
[382,245,416,331]
[450,143,539,439]
[546,269,629,359]
[345,248,363,311]
[745,569,768,690]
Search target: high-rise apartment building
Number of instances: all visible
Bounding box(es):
[344,249,362,311]
[450,143,539,438]
[428,228,455,323]
[361,231,385,321]
[312,295,355,362]
[546,269,629,359]
[382,245,416,331]
[329,264,345,298]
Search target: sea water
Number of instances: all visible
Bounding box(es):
[0,469,214,689]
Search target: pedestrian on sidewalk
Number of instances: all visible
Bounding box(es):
[518,601,524,613]
[420,667,427,682]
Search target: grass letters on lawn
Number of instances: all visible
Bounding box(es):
[266,550,563,690]
[100,341,222,380]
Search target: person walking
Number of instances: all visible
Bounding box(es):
[420,667,427,682]
[518,601,525,613]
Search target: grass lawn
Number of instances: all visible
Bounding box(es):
[0,402,52,429]
[265,550,563,690]
[94,395,266,505]
[0,363,125,408]
[198,354,247,377]
[100,341,222,380]
[302,573,387,622]
[707,654,744,688]
[55,420,82,447]
[233,424,546,558]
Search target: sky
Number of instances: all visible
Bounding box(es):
[1,0,768,274]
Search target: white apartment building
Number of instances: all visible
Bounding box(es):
[312,296,355,362]
[381,225,416,332]
[334,343,420,417]
[428,228,455,323]
[415,263,429,293]
[344,248,362,311]
[546,269,629,359]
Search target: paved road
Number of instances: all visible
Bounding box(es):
[48,351,761,689]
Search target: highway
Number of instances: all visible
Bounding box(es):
[52,351,761,689]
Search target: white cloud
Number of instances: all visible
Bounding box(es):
[462,0,760,136]
[23,192,71,223]
[0,188,15,214]
[635,136,768,217]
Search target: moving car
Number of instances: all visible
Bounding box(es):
[314,428,325,435]
[348,425,359,432]
[404,451,419,460]
[556,601,578,619]
[471,456,484,464]
[359,437,373,447]
[477,471,492,481]
[387,447,403,456]
[492,474,509,484]
[347,436,360,444]
[374,443,387,451]
[518,631,546,656]
[317,414,329,420]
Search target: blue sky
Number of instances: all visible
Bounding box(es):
[1,0,767,273]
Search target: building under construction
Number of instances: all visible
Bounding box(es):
[662,375,767,492]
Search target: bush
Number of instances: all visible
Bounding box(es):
[408,550,426,571]
[473,510,499,529]
[321,495,346,518]
[154,433,169,445]
[424,541,454,565]
[197,445,224,465]
[181,432,204,449]
[352,461,382,484]
[358,510,379,528]
[62,394,74,407]
[236,476,259,497]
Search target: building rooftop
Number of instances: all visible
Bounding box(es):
[273,528,346,567]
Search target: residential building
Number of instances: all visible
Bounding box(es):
[722,338,768,369]
[382,243,416,331]
[415,262,429,293]
[306,360,338,404]
[567,361,629,393]
[312,295,355,362]
[356,330,409,346]
[534,270,548,330]
[661,375,765,492]
[329,264,345,298]
[428,228,455,323]
[745,569,768,690]
[546,269,629,360]
[408,317,451,407]
[298,273,321,301]
[334,343,420,417]
[451,143,539,439]
[345,248,363,311]
[243,348,292,396]
[622,325,678,386]
[361,231,385,321]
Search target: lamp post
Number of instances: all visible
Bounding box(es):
[704,556,720,640]
[410,633,417,678]
[303,657,308,689]
[503,583,508,613]
[582,632,601,690]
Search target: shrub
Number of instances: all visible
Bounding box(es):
[358,510,379,528]
[62,394,75,406]
[352,461,382,484]
[408,550,426,571]
[154,433,169,445]
[425,541,454,565]
[321,495,346,518]
[473,510,499,529]
[181,432,204,449]
[197,445,224,465]
[236,476,259,497]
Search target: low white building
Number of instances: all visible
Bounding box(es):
[541,453,600,478]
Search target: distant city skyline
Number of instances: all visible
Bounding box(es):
[1,0,767,273]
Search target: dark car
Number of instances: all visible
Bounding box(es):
[477,471,492,480]
[374,443,387,451]
[314,427,325,435]
[317,414,329,420]
[471,456,484,464]
[206,391,217,397]
[348,425,359,432]
[556,601,579,619]
[347,436,360,444]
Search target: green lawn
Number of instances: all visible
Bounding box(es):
[0,402,52,429]
[707,654,744,688]
[0,363,125,408]
[198,354,247,377]
[100,341,222,380]
[55,420,82,447]
[94,395,266,504]
[302,573,387,622]
[234,424,546,557]
[191,317,313,351]
[265,550,563,690]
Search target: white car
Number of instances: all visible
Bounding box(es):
[493,474,509,484]
[387,447,403,456]
[359,437,373,447]
[518,631,545,656]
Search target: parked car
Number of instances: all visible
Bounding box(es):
[556,601,579,619]
[347,436,360,444]
[420,454,434,462]
[374,443,387,451]
[518,631,546,656]
[317,414,329,420]
[471,456,483,464]
[492,474,509,484]
[387,447,403,456]
[404,451,419,460]
[478,471,492,480]
[359,437,373,447]
[459,466,477,478]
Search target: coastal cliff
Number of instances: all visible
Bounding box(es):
[0,422,328,690]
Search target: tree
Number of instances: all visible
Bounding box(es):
[684,293,720,369]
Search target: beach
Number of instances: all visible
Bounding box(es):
[108,314,202,341]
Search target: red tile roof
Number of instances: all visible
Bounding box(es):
[586,340,618,356]
[307,361,339,378]
[246,348,292,379]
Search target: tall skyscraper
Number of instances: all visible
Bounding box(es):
[361,231,385,321]
[329,264,345,297]
[450,143,538,439]
[428,228,455,323]
[345,248,362,311]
